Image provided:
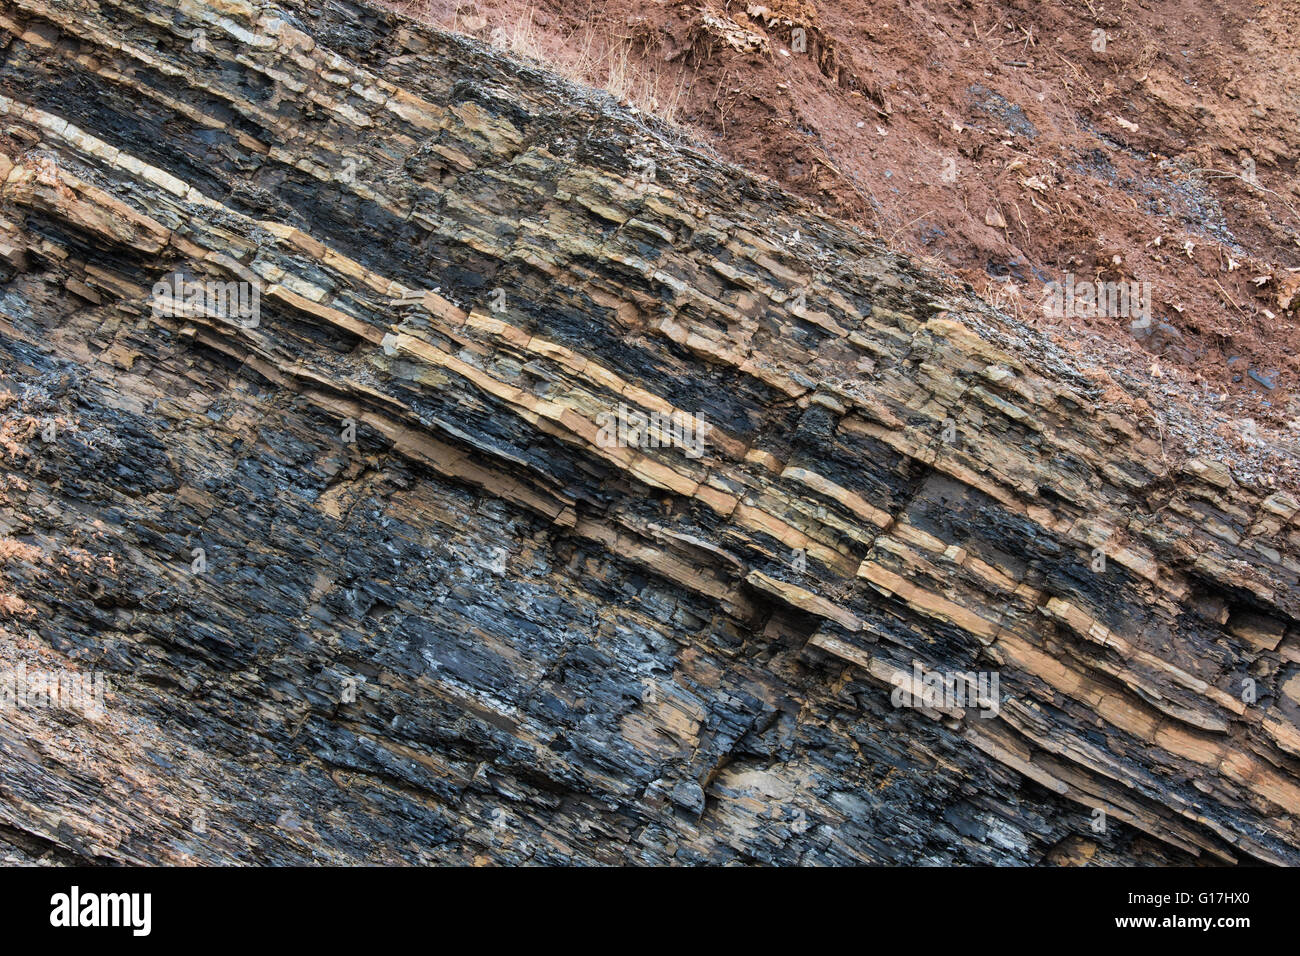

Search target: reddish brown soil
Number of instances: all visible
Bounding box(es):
[382,0,1300,479]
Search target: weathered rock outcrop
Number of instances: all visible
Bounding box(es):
[1,0,1298,865]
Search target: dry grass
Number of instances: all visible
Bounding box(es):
[492,5,547,63]
[392,2,690,125]
[500,8,689,124]
[596,34,689,124]
[980,278,1028,324]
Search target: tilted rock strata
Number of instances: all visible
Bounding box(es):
[0,0,1297,865]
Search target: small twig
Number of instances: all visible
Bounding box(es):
[1054,51,1083,80]
[1212,277,1246,316]
[1190,166,1300,229]
[888,212,932,245]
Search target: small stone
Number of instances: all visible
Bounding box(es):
[1248,369,1276,390]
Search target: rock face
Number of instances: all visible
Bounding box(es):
[0,0,1298,866]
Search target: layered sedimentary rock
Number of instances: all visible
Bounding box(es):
[0,0,1298,865]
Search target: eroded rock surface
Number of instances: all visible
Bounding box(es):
[0,0,1298,865]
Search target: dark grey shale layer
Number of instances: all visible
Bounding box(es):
[0,0,1297,865]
